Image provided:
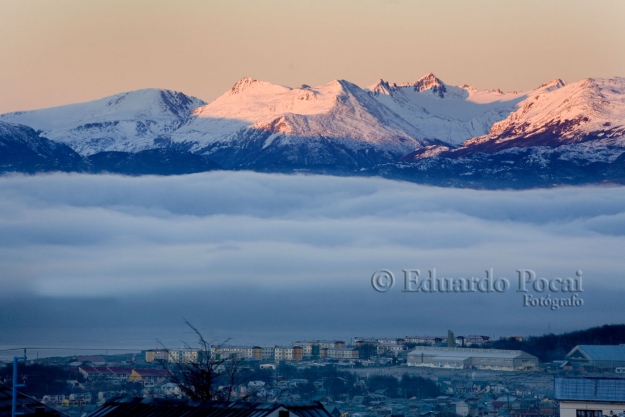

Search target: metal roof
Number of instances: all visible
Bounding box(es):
[0,384,69,417]
[568,345,625,362]
[87,398,333,417]
[554,377,625,402]
[407,347,535,360]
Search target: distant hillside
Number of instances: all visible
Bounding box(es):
[491,324,625,362]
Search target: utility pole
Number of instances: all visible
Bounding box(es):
[12,355,27,417]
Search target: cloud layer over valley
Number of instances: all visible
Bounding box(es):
[1,172,623,347]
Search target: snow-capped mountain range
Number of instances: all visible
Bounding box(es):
[1,73,624,188]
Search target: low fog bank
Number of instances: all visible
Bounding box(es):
[1,172,623,346]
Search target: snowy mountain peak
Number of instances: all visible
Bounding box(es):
[369,74,448,97]
[229,77,263,95]
[368,73,449,97]
[0,88,205,126]
[365,75,531,145]
[325,79,355,91]
[0,88,206,155]
[369,79,395,96]
[177,77,428,165]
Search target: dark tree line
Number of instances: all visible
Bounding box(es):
[366,374,440,398]
[491,324,625,362]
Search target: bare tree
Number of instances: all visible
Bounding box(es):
[215,355,246,401]
[159,320,248,401]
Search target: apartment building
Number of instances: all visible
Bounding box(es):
[274,346,303,361]
[145,349,202,363]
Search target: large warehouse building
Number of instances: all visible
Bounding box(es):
[407,346,538,371]
[565,345,625,371]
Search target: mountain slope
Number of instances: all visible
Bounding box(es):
[0,122,86,173]
[389,76,625,188]
[0,89,206,155]
[448,77,625,156]
[87,149,221,175]
[374,146,625,189]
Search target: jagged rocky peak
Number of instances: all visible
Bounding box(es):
[391,73,448,98]
[369,74,450,96]
[370,79,400,96]
[538,78,567,91]
[412,73,446,91]
[229,77,260,95]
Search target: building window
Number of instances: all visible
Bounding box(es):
[576,411,602,417]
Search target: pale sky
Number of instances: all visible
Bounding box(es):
[1,0,624,114]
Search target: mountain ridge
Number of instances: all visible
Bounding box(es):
[1,74,624,189]
[0,88,206,155]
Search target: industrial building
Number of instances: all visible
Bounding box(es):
[406,346,538,371]
[565,345,625,371]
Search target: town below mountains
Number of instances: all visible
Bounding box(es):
[1,74,624,189]
[2,325,624,417]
